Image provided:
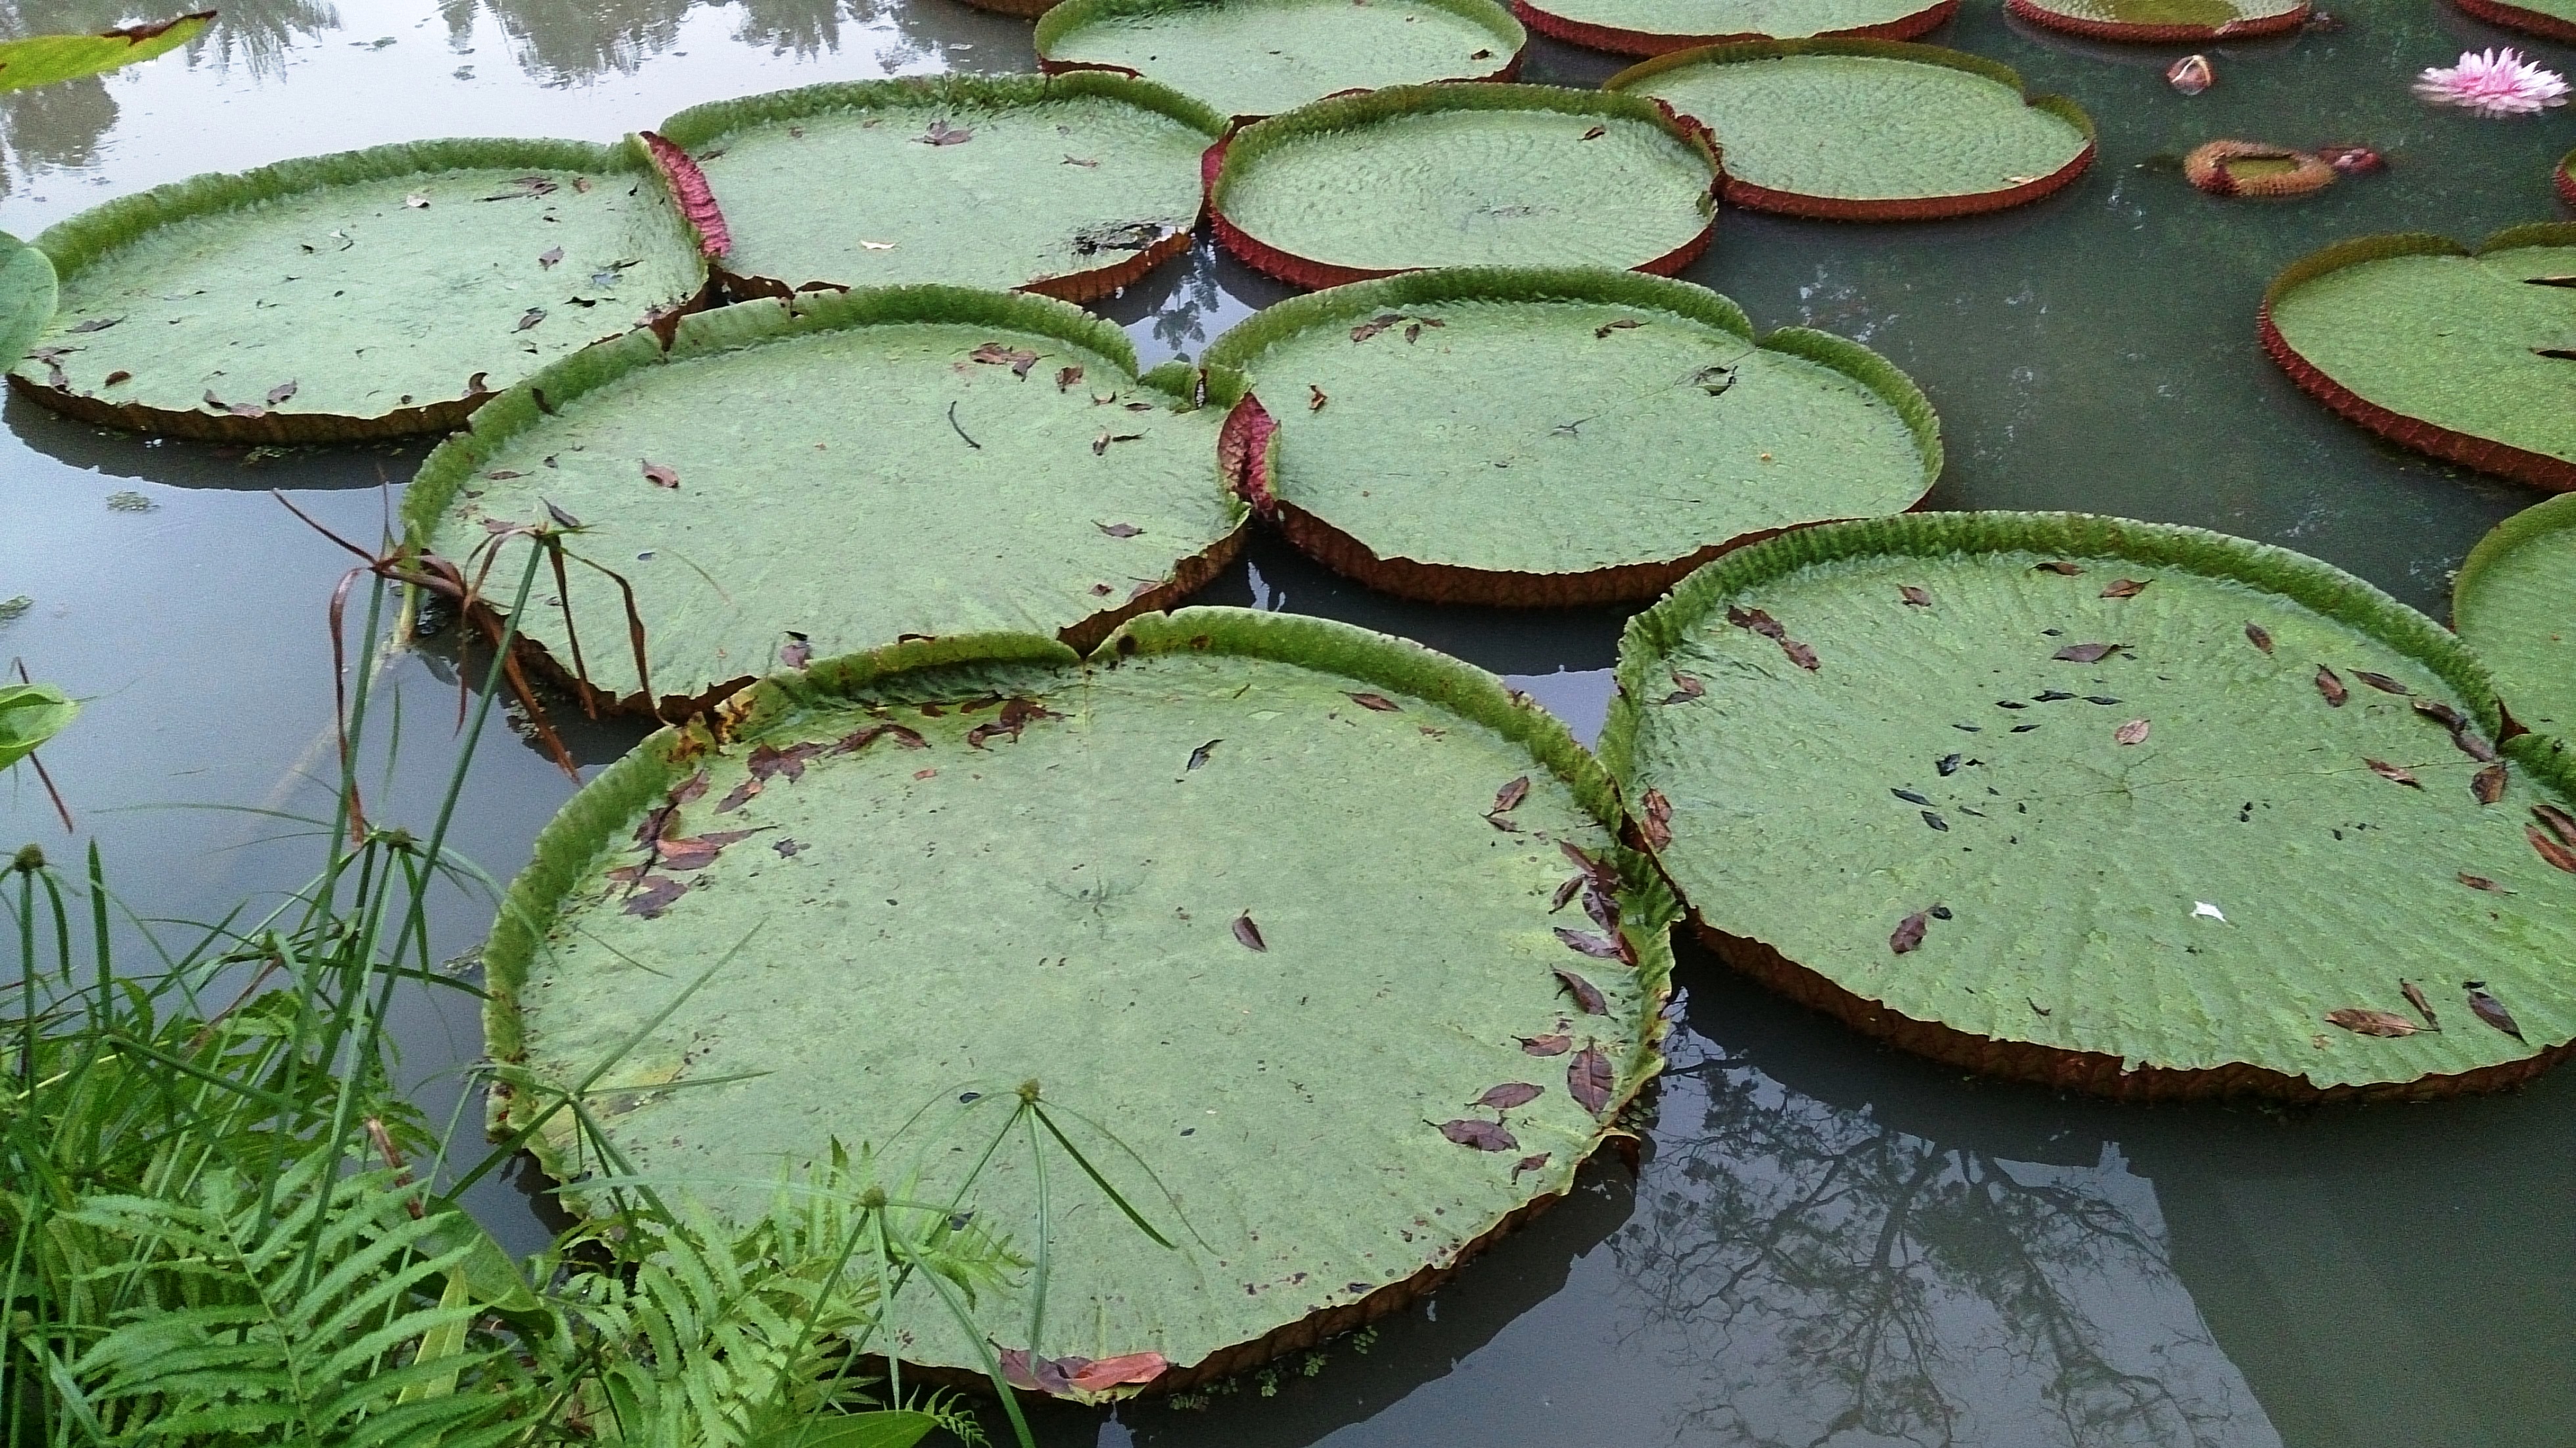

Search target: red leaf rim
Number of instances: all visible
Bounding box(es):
[1508,0,1953,58]
[1219,390,1281,516]
[1037,50,1527,123]
[2449,0,2576,42]
[1718,141,2091,221]
[2182,139,2335,200]
[639,130,733,260]
[2000,0,2309,42]
[1203,97,1720,288]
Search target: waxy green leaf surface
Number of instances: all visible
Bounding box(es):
[2455,492,2576,740]
[1036,0,1523,120]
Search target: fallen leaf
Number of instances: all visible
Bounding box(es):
[101,370,129,386]
[2529,825,2576,874]
[1067,1353,1167,1393]
[1061,154,1100,168]
[2533,803,2576,848]
[1095,521,1142,538]
[669,769,710,807]
[1405,322,1423,344]
[1056,365,1083,391]
[516,307,545,331]
[969,342,1042,377]
[2114,718,2151,746]
[1567,1048,1613,1113]
[1091,430,1143,455]
[780,633,812,669]
[655,829,760,871]
[2314,667,2348,707]
[1187,738,1219,770]
[860,240,896,250]
[1890,911,1928,954]
[538,246,563,270]
[2467,983,2525,1041]
[2354,670,2410,696]
[1780,639,1820,671]
[1511,1152,1551,1179]
[1594,318,1642,339]
[2460,872,2506,892]
[917,118,973,145]
[66,316,120,333]
[2100,578,2150,599]
[203,390,264,419]
[748,741,822,782]
[1308,384,1328,412]
[1346,691,1400,712]
[1659,671,1705,705]
[2364,758,2422,788]
[1554,926,1626,961]
[1231,913,1267,951]
[404,192,429,208]
[1899,585,1932,607]
[2402,979,2439,1029]
[1579,124,1607,140]
[1640,788,1673,850]
[623,876,689,918]
[641,459,679,489]
[2053,642,2126,664]
[1726,605,1783,640]
[2413,699,2467,730]
[1493,776,1530,815]
[1475,1081,1542,1110]
[265,380,298,407]
[1521,1033,1572,1056]
[1553,966,1608,1015]
[2034,560,2084,576]
[1350,313,1404,343]
[1439,1118,1518,1151]
[2450,726,2499,763]
[2473,763,2508,804]
[773,838,802,857]
[830,723,926,754]
[2325,1007,2423,1037]
[2245,622,2274,654]
[1550,875,1584,911]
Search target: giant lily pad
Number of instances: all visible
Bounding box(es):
[1511,0,1954,59]
[1035,0,1526,120]
[2002,0,2305,41]
[403,287,1246,715]
[2456,493,2576,739]
[1608,41,2094,221]
[0,231,57,369]
[1603,511,2576,1101]
[651,74,1223,305]
[1200,267,1939,604]
[2263,225,2576,493]
[483,610,1676,1387]
[9,139,706,443]
[1208,83,1719,287]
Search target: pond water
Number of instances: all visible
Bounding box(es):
[2,0,2572,1441]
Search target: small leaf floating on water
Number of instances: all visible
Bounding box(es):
[2167,53,2213,94]
[1493,776,1530,815]
[2034,560,2085,576]
[624,875,689,918]
[2473,763,2508,804]
[1554,926,1626,961]
[1521,1032,1572,1056]
[1595,318,1643,338]
[2245,622,2274,654]
[1346,691,1400,712]
[2053,642,2126,664]
[2532,803,2576,849]
[1231,912,1267,951]
[2460,872,2507,892]
[641,459,679,489]
[2364,758,2422,788]
[1553,966,1608,1016]
[1900,585,1933,607]
[1568,1047,1613,1114]
[1187,738,1220,770]
[1349,313,1404,343]
[2325,1007,2424,1037]
[2115,718,2151,746]
[1475,1082,1542,1110]
[1095,521,1142,538]
[1511,1152,1550,1179]
[2464,982,2526,1041]
[2314,667,2348,707]
[916,118,973,145]
[1890,911,1929,954]
[265,380,298,407]
[2527,825,2576,873]
[1659,671,1704,705]
[1439,1118,1517,1151]
[2402,979,2440,1029]
[2100,578,2150,599]
[1056,365,1082,392]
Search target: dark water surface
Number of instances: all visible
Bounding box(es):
[3,0,2572,1441]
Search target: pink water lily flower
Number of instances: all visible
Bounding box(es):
[2413,47,2570,117]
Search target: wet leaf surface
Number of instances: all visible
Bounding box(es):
[1438,1118,1518,1150]
[1231,912,1267,951]
[1567,1047,1613,1113]
[1553,965,1608,1015]
[2325,1006,2425,1037]
[1473,1081,1542,1110]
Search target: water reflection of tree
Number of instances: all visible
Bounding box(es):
[439,0,879,84]
[1617,1043,2282,1448]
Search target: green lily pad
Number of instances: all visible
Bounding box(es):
[8,139,706,443]
[2262,225,2576,493]
[1510,0,1953,59]
[1608,41,2094,221]
[1603,511,2576,1101]
[653,74,1224,305]
[1035,0,1526,120]
[1209,83,1718,286]
[0,231,58,369]
[2003,0,2307,41]
[404,286,1247,716]
[0,12,210,95]
[1199,267,1939,604]
[0,681,77,771]
[2456,493,2576,739]
[483,610,1676,1383]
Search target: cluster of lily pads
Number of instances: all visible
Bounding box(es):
[5,0,2574,1402]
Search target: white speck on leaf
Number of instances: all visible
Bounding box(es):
[2192,901,2225,921]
